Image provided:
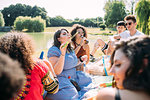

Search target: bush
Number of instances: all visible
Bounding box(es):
[0,12,5,26]
[14,16,24,31]
[14,16,46,32]
[33,17,46,32]
[99,24,106,30]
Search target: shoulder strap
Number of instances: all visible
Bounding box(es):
[115,89,121,100]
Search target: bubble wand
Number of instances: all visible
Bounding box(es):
[102,56,108,76]
[61,32,79,48]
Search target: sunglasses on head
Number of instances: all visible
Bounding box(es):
[125,22,133,26]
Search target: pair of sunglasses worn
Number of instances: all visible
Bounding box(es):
[125,22,133,26]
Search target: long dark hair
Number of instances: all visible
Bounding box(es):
[53,28,72,52]
[110,36,150,95]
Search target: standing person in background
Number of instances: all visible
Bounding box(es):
[46,28,92,100]
[0,52,25,100]
[90,21,127,61]
[119,15,144,39]
[96,36,150,100]
[70,24,90,64]
[0,32,59,100]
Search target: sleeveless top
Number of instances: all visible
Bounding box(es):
[75,44,86,58]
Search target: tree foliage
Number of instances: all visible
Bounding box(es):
[104,0,127,27]
[1,3,104,27]
[14,16,46,32]
[1,3,48,26]
[0,12,5,26]
[135,0,150,35]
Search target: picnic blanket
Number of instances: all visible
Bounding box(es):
[86,55,111,75]
[81,75,113,100]
[80,56,113,99]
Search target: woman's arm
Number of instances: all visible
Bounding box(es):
[48,42,68,75]
[83,44,90,64]
[48,55,65,75]
[96,88,115,100]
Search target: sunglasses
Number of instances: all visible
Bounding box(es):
[125,22,133,26]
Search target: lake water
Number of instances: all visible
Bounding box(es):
[0,32,54,58]
[0,32,109,58]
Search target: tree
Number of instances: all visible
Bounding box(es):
[14,16,46,32]
[123,0,139,15]
[1,3,48,26]
[0,12,5,26]
[104,0,127,27]
[135,0,150,35]
[50,16,70,26]
[84,19,95,27]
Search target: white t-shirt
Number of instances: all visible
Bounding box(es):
[120,30,144,39]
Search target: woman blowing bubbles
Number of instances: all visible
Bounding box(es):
[70,24,90,64]
[96,36,150,100]
[46,28,92,100]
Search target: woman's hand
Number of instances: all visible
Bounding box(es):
[80,37,87,46]
[60,42,68,56]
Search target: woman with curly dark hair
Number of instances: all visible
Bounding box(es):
[0,32,59,100]
[70,24,90,64]
[96,36,150,100]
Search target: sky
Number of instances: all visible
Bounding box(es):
[0,0,105,19]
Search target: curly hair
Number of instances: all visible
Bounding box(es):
[0,52,24,100]
[110,36,150,95]
[0,32,35,74]
[70,24,87,43]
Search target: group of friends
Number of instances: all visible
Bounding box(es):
[0,15,150,100]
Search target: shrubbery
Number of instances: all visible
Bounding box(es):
[0,12,5,27]
[14,16,46,32]
[99,24,106,30]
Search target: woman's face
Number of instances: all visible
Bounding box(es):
[76,28,84,41]
[109,49,130,89]
[58,30,71,43]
